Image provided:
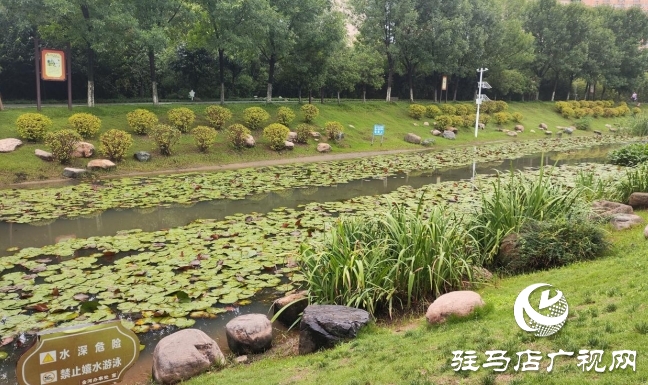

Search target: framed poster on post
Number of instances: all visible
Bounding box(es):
[41,49,66,81]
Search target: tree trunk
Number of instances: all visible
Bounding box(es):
[320,87,324,104]
[149,48,158,105]
[601,85,607,100]
[219,48,225,105]
[266,54,276,103]
[593,84,597,101]
[408,70,414,102]
[551,75,558,102]
[337,91,340,104]
[298,87,302,103]
[362,85,366,103]
[434,87,438,103]
[453,78,459,102]
[386,53,394,102]
[0,93,4,111]
[87,45,95,107]
[308,88,312,104]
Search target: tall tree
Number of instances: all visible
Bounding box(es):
[353,43,385,102]
[326,45,360,104]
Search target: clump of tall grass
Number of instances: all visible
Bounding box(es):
[575,170,610,202]
[610,163,648,203]
[629,113,648,137]
[299,203,480,317]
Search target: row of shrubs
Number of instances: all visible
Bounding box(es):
[555,100,637,119]
[408,101,510,120]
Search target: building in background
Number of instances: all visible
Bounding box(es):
[559,0,648,10]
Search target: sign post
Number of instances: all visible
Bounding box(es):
[372,124,385,145]
[17,321,140,385]
[34,46,71,110]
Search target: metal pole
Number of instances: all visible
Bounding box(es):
[34,35,42,111]
[67,43,72,110]
[474,69,484,138]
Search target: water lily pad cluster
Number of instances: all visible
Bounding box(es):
[0,162,623,339]
[0,136,631,224]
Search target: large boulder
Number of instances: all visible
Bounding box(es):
[273,291,308,327]
[0,138,23,153]
[506,131,518,137]
[35,149,53,161]
[564,127,574,135]
[317,143,331,153]
[62,168,88,179]
[610,213,644,231]
[134,151,151,162]
[447,127,459,134]
[287,132,298,142]
[404,133,422,144]
[284,141,295,150]
[72,142,94,158]
[432,129,442,136]
[591,200,634,218]
[514,125,524,132]
[225,314,273,355]
[442,131,456,140]
[539,123,548,130]
[425,291,485,324]
[423,121,430,126]
[629,193,648,209]
[299,305,370,355]
[244,135,256,148]
[478,123,486,130]
[497,233,519,268]
[87,159,116,170]
[310,131,321,138]
[152,329,224,385]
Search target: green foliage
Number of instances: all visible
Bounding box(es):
[295,124,311,144]
[408,104,426,120]
[439,104,456,115]
[148,124,181,156]
[425,105,442,118]
[127,109,158,135]
[452,115,465,128]
[455,104,469,116]
[263,123,290,151]
[167,108,196,133]
[512,112,523,123]
[608,144,648,166]
[301,104,320,123]
[611,163,648,203]
[493,112,511,125]
[192,126,217,152]
[68,113,101,138]
[629,114,648,136]
[99,129,132,161]
[435,115,453,129]
[575,117,592,131]
[204,106,233,130]
[226,124,252,149]
[573,108,587,119]
[592,106,604,118]
[276,107,296,126]
[299,204,479,316]
[324,121,344,141]
[495,101,509,112]
[555,101,570,113]
[16,113,52,142]
[243,107,270,130]
[44,129,82,164]
[561,107,575,119]
[479,114,492,125]
[633,107,642,115]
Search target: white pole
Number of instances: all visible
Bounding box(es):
[474,68,484,138]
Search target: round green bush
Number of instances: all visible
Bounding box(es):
[479,114,492,125]
[561,107,575,119]
[192,126,217,152]
[426,105,441,118]
[439,104,456,115]
[569,101,581,109]
[148,124,181,156]
[608,143,648,166]
[481,101,496,114]
[493,112,511,125]
[16,113,53,142]
[451,115,464,128]
[575,117,592,131]
[127,109,158,135]
[204,105,232,129]
[494,101,509,112]
[592,106,604,117]
[295,124,311,144]
[408,104,426,120]
[68,113,101,138]
[512,112,524,123]
[45,129,82,164]
[301,104,319,123]
[633,107,642,115]
[276,107,296,126]
[263,123,290,151]
[325,121,344,140]
[454,104,469,116]
[227,124,252,149]
[435,115,453,129]
[243,107,270,130]
[168,107,196,133]
[603,108,617,118]
[99,129,132,161]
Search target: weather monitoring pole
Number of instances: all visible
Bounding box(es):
[473,68,491,184]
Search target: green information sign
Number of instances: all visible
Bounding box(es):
[17,321,140,385]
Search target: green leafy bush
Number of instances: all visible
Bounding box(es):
[168,107,196,133]
[68,113,101,138]
[608,143,648,166]
[561,107,575,118]
[575,117,592,131]
[512,112,523,123]
[493,112,511,125]
[455,104,469,116]
[243,107,270,130]
[227,124,252,149]
[573,108,587,119]
[425,105,441,118]
[192,126,217,152]
[435,115,453,129]
[479,114,492,125]
[325,121,344,140]
[276,107,296,126]
[612,163,648,203]
[592,106,604,117]
[630,114,648,136]
[452,115,465,128]
[603,108,617,118]
[301,104,319,123]
[617,105,631,116]
[16,113,52,142]
[495,101,509,112]
[148,124,181,155]
[127,109,158,135]
[555,101,570,113]
[99,129,133,161]
[45,129,82,164]
[204,105,232,129]
[263,123,290,150]
[633,107,642,115]
[408,104,426,120]
[439,104,456,115]
[295,124,311,144]
[481,101,495,114]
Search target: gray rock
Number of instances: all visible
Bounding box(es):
[629,193,648,209]
[530,130,536,133]
[72,142,94,158]
[335,132,345,140]
[244,134,256,148]
[432,129,442,136]
[610,213,644,231]
[544,130,552,135]
[134,151,151,162]
[152,329,224,385]
[447,127,459,134]
[235,355,248,364]
[316,143,331,153]
[87,159,116,170]
[564,127,574,135]
[273,291,308,327]
[514,125,524,132]
[442,131,456,140]
[62,168,88,179]
[426,291,485,324]
[539,123,548,129]
[35,149,53,161]
[507,131,518,137]
[287,132,298,142]
[591,200,634,218]
[478,123,486,130]
[284,141,295,150]
[423,121,430,126]
[0,138,23,153]
[310,131,321,138]
[299,305,370,354]
[644,224,648,239]
[225,314,273,355]
[594,130,602,135]
[404,133,422,144]
[421,138,435,147]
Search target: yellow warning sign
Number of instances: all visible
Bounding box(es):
[39,351,56,365]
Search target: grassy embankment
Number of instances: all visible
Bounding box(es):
[0,101,629,185]
[184,213,648,385]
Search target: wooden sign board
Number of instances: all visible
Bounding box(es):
[441,76,448,91]
[41,49,66,81]
[17,321,139,385]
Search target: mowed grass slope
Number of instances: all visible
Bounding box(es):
[0,101,629,185]
[183,213,648,385]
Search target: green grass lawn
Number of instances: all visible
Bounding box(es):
[0,101,630,185]
[180,212,648,385]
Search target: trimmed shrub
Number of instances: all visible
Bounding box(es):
[227,124,251,149]
[466,114,477,127]
[148,124,181,155]
[573,108,587,119]
[439,104,456,115]
[426,105,442,118]
[451,115,465,128]
[301,104,320,123]
[45,129,82,164]
[494,101,509,112]
[204,105,232,130]
[127,109,158,135]
[512,112,524,123]
[192,126,217,152]
[455,104,469,116]
[479,114,492,125]
[243,107,270,130]
[481,101,495,114]
[16,113,52,142]
[603,108,617,118]
[608,143,648,166]
[617,105,631,116]
[168,107,196,133]
[325,121,344,140]
[295,124,311,144]
[99,129,132,161]
[493,112,511,125]
[408,104,426,120]
[633,107,642,115]
[68,113,101,138]
[569,101,581,109]
[263,123,290,151]
[574,117,592,131]
[276,107,296,126]
[592,106,604,118]
[435,115,454,129]
[561,107,575,119]
[555,101,570,113]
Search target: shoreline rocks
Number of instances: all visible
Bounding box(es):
[425,291,485,324]
[0,138,23,153]
[299,305,370,355]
